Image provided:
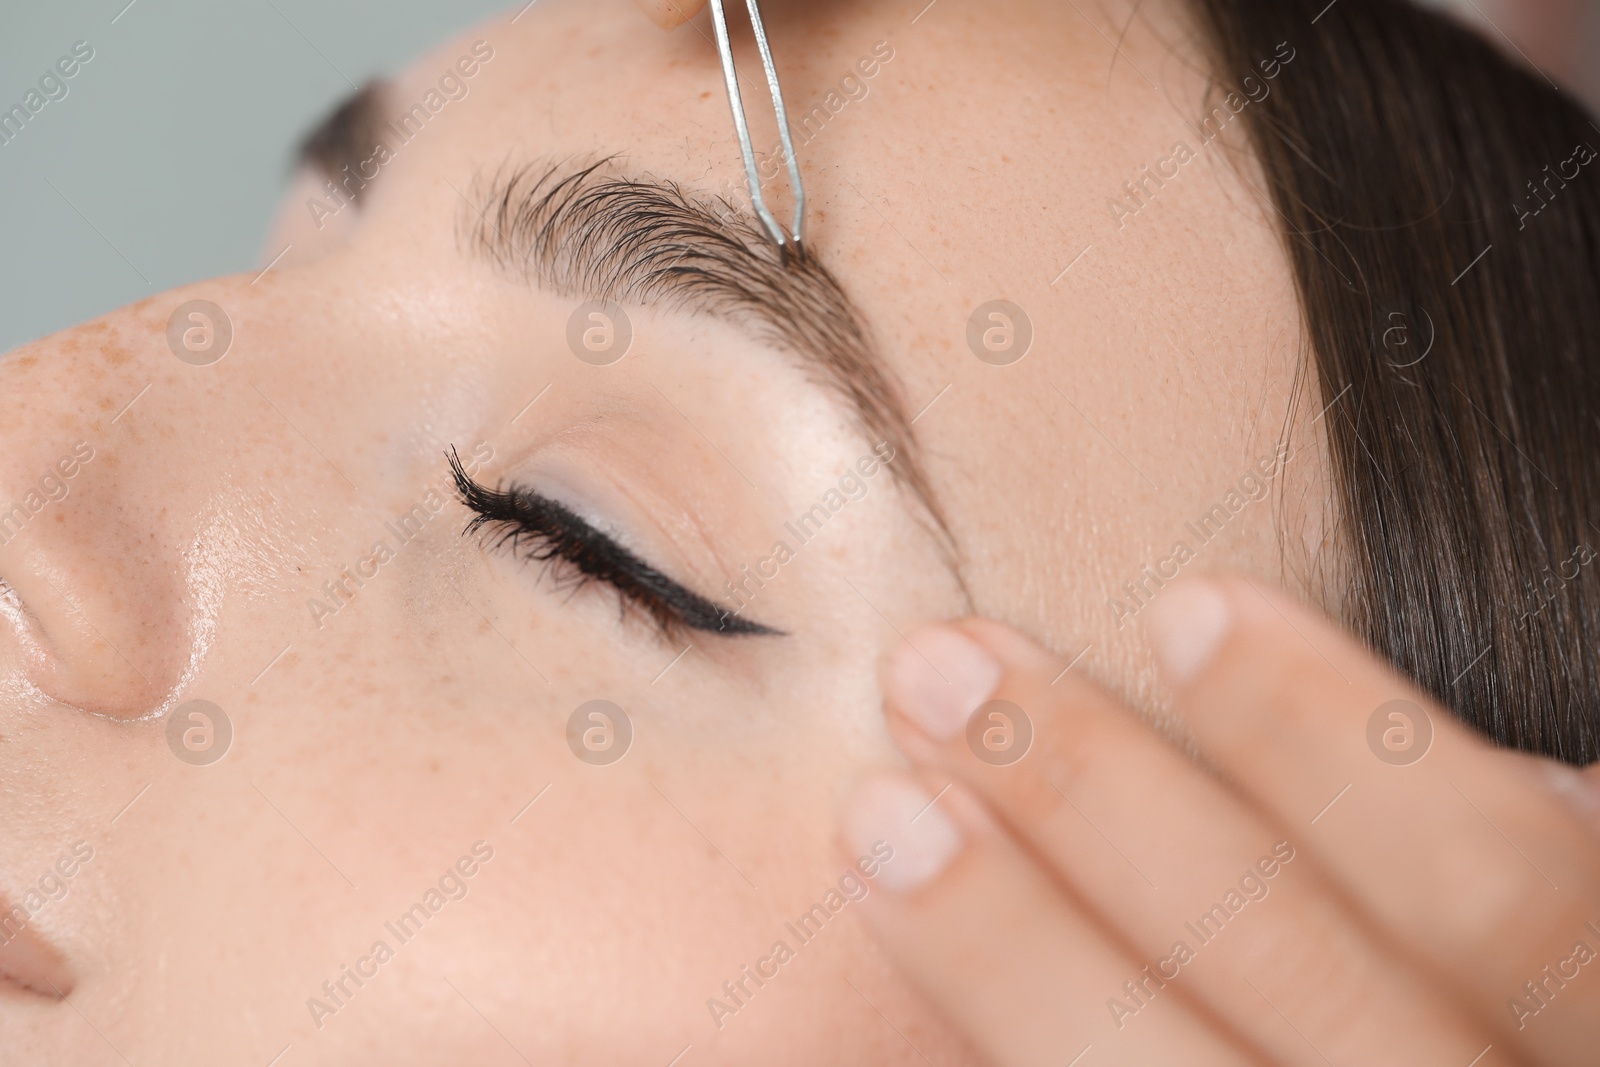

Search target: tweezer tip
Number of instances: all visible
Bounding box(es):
[780,238,807,268]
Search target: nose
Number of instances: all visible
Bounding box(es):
[0,291,221,719]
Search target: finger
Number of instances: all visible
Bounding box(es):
[1146,576,1600,1057]
[879,622,1498,1067]
[840,773,1256,1067]
[633,0,707,29]
[1557,762,1600,837]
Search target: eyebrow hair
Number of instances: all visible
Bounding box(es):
[461,157,954,551]
[294,81,389,207]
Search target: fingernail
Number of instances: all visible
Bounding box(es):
[886,627,1002,742]
[1146,581,1232,686]
[843,777,963,893]
[1546,764,1600,837]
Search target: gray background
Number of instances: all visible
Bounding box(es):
[0,0,507,352]
[1,0,1596,354]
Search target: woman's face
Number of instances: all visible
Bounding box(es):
[0,0,1316,1061]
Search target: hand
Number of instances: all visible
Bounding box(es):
[841,577,1600,1066]
[633,0,708,30]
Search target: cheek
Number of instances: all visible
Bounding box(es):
[115,557,941,1059]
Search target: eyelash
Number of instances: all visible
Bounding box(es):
[446,448,782,641]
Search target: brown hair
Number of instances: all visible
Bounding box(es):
[1191,0,1600,762]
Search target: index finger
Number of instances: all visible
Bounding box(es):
[1147,577,1600,1056]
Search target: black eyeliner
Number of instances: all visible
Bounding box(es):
[446,448,783,638]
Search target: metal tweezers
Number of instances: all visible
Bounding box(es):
[706,0,806,262]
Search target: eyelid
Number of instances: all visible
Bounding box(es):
[446,448,783,639]
[503,464,639,554]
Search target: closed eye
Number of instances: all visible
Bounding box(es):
[446,448,783,640]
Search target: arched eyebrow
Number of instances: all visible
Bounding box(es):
[460,157,952,550]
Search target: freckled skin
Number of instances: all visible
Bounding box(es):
[0,0,1319,1063]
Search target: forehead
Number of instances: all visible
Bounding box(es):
[369,0,1252,398]
[381,0,1213,280]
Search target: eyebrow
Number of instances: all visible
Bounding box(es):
[459,157,952,547]
[293,81,389,207]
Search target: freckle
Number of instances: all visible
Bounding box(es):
[97,396,114,411]
[699,90,712,101]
